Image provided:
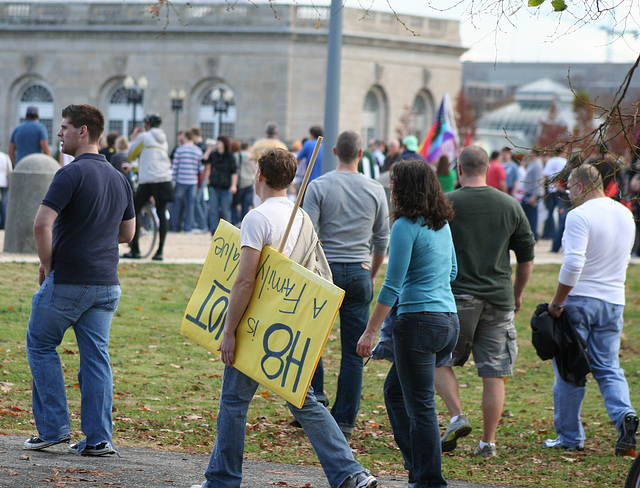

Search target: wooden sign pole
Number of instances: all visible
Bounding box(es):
[278,136,323,253]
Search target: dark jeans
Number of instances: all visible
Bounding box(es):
[231,185,254,225]
[312,262,373,435]
[542,191,559,239]
[208,187,232,234]
[521,197,539,241]
[384,311,458,488]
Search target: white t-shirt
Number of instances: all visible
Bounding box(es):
[0,152,11,188]
[560,197,635,305]
[543,156,567,192]
[241,197,303,258]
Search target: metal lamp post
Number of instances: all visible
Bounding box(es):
[123,75,148,132]
[170,88,186,147]
[211,87,234,138]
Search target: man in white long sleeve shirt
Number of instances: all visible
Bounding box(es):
[545,163,637,455]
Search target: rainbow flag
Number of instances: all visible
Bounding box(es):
[418,93,458,163]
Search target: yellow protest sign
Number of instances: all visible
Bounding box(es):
[181,220,344,408]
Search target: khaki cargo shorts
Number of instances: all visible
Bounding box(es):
[445,294,517,377]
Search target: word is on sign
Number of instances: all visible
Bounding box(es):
[181,220,344,408]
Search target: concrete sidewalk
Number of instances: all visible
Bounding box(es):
[0,435,521,488]
[0,229,580,265]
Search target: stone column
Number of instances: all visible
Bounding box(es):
[4,154,60,254]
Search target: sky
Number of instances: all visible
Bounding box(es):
[318,0,640,63]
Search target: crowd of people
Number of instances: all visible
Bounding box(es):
[7,103,640,488]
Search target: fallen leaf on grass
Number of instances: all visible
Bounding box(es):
[170,364,183,369]
[63,348,79,355]
[136,306,144,311]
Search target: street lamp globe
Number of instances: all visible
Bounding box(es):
[138,76,149,90]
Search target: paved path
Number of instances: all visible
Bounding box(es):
[0,435,521,488]
[0,229,598,266]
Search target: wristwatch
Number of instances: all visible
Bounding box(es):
[551,302,564,310]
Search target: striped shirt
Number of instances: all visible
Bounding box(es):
[172,144,204,185]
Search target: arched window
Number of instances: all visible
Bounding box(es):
[409,94,433,141]
[107,86,145,136]
[18,84,54,143]
[198,85,237,141]
[361,90,380,143]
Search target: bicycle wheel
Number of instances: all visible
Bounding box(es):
[138,205,158,259]
[625,452,640,488]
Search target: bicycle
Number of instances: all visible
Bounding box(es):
[126,171,160,259]
[137,203,159,258]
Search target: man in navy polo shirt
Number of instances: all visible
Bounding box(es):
[23,104,135,456]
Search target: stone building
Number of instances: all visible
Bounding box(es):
[0,0,465,153]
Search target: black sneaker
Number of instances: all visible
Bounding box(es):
[24,435,70,450]
[69,441,117,456]
[151,252,164,261]
[616,413,639,456]
[122,251,141,259]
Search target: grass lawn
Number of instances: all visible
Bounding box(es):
[1,261,639,487]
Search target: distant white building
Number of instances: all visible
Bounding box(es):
[0,1,466,152]
[475,78,576,153]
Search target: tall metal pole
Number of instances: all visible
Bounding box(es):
[321,0,343,173]
[132,100,137,132]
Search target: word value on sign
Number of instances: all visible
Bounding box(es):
[181,220,344,408]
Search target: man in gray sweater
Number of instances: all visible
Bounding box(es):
[521,149,544,241]
[303,130,389,438]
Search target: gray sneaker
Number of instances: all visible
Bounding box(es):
[542,437,583,451]
[441,414,472,453]
[340,471,377,488]
[473,443,497,458]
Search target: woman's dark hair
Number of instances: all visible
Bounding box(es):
[436,155,450,177]
[217,134,230,153]
[390,159,454,230]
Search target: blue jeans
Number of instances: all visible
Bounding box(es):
[193,184,209,230]
[203,366,365,488]
[542,191,559,239]
[170,183,197,232]
[26,272,120,450]
[314,263,372,434]
[384,312,458,488]
[231,185,254,226]
[208,186,232,234]
[0,187,7,230]
[552,295,636,449]
[551,199,570,252]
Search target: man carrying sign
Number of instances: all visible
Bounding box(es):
[190,148,377,488]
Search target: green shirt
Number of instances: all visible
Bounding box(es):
[437,168,457,193]
[447,186,535,310]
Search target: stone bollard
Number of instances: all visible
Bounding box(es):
[3,154,60,254]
